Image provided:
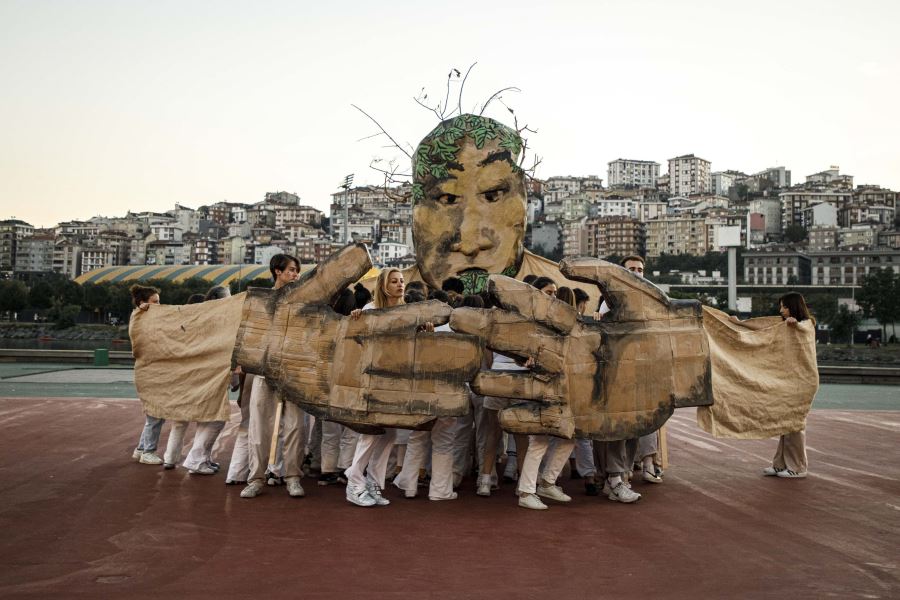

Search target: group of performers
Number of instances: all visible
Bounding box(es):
[129,252,812,510]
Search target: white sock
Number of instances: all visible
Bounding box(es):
[608,475,623,487]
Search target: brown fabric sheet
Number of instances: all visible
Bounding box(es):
[129,294,245,422]
[697,306,819,439]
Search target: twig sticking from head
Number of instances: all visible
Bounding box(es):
[479,86,521,116]
[456,62,477,117]
[351,104,411,159]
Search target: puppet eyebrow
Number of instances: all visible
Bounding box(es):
[477,150,512,167]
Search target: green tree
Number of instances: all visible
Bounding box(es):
[829,305,862,344]
[529,242,563,263]
[55,279,83,307]
[856,268,900,340]
[806,293,838,326]
[82,283,111,323]
[106,283,135,323]
[0,280,29,316]
[28,280,55,309]
[49,303,81,329]
[784,224,808,244]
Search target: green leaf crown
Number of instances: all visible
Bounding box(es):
[411,114,523,204]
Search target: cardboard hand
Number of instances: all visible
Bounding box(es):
[232,244,483,432]
[449,259,711,440]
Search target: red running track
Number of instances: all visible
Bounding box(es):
[0,397,898,599]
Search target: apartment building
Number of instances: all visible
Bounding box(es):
[667,154,711,197]
[14,235,55,272]
[0,219,34,270]
[838,203,895,228]
[79,247,116,277]
[53,240,81,278]
[584,216,645,258]
[644,214,710,257]
[779,188,852,228]
[808,225,838,250]
[743,249,811,285]
[808,248,900,285]
[607,159,660,189]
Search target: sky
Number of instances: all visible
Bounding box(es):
[1,0,898,228]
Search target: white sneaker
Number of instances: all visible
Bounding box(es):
[189,464,215,475]
[286,479,306,497]
[762,466,784,476]
[607,481,641,503]
[776,469,807,479]
[346,483,376,507]
[139,452,163,465]
[537,482,572,503]
[518,493,548,510]
[240,481,264,498]
[642,468,663,484]
[429,492,458,501]
[476,475,492,497]
[392,479,416,498]
[366,482,390,506]
[132,449,142,461]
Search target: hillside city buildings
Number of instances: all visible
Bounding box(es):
[2,157,898,287]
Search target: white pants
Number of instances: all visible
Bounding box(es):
[574,438,597,477]
[345,429,397,490]
[247,377,306,485]
[517,435,576,495]
[321,421,359,473]
[449,413,473,486]
[226,382,253,482]
[164,420,190,465]
[637,432,659,461]
[164,421,225,470]
[393,418,456,499]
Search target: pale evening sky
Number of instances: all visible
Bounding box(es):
[1,0,898,228]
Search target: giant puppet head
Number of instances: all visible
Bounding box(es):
[412,114,527,294]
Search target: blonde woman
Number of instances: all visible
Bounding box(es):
[344,269,433,507]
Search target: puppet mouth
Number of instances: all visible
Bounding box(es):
[455,269,490,295]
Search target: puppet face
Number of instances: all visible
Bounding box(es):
[412,115,526,294]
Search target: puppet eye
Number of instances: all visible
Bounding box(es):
[438,193,459,205]
[482,186,508,203]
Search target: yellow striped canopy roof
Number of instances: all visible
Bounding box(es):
[75,264,382,286]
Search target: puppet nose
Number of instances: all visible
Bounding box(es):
[450,203,494,256]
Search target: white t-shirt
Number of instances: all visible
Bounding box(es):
[492,352,527,371]
[598,300,611,317]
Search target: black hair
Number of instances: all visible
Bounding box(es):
[461,294,485,308]
[779,292,813,322]
[353,282,372,309]
[204,286,230,301]
[441,277,465,294]
[406,280,428,294]
[428,289,450,304]
[556,286,575,307]
[269,253,300,280]
[531,276,556,291]
[573,288,590,305]
[522,274,537,286]
[130,284,160,308]
[187,293,206,304]
[404,289,427,304]
[620,255,645,267]
[332,288,356,316]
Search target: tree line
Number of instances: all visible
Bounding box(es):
[1,265,897,340]
[0,274,270,329]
